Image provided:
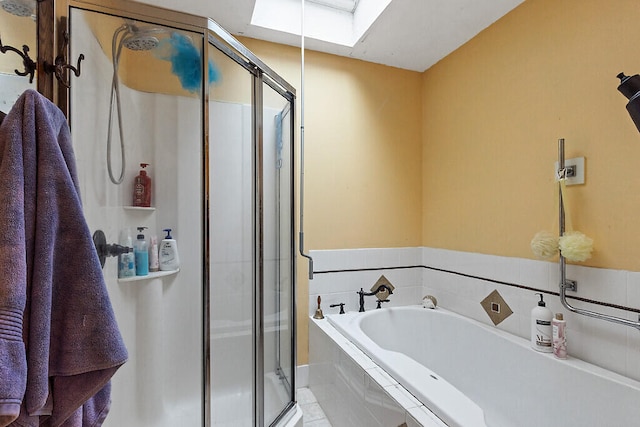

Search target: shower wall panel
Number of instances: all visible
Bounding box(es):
[70,9,203,427]
[209,100,253,427]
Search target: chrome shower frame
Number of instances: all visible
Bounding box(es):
[557,138,640,331]
[63,0,299,425]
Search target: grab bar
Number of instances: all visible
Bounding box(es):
[557,138,640,331]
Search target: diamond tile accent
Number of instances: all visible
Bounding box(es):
[480,289,513,326]
[371,275,395,300]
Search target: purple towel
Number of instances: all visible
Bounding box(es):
[0,90,128,427]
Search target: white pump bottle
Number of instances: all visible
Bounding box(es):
[159,228,180,271]
[531,293,553,352]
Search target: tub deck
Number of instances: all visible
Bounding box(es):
[320,306,640,427]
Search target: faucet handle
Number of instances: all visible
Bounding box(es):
[329,303,346,314]
[376,299,390,309]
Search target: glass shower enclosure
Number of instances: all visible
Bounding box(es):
[65,1,296,426]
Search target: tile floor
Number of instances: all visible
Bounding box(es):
[297,387,332,427]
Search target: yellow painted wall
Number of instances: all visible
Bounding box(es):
[238,38,424,365]
[422,0,640,271]
[0,11,37,77]
[241,37,423,249]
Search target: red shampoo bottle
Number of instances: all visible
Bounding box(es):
[133,163,151,207]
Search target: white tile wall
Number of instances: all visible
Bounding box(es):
[309,247,640,383]
[309,248,423,316]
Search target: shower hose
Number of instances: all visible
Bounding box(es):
[106,25,129,185]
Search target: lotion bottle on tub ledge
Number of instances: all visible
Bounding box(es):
[531,293,552,353]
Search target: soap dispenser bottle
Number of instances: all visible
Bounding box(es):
[159,228,180,271]
[531,293,553,352]
[133,163,152,207]
[134,226,149,276]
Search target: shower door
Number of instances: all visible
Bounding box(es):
[207,23,296,427]
[68,4,205,427]
[262,78,295,425]
[208,43,255,427]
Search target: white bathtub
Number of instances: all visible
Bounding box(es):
[326,306,640,427]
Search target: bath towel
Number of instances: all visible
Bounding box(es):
[0,90,128,427]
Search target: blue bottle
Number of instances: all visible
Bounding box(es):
[134,226,149,276]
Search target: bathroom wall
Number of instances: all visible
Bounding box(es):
[243,0,640,367]
[421,0,640,271]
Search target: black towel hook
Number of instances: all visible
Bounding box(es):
[0,38,37,83]
[44,30,84,88]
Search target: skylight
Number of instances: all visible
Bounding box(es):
[307,0,358,13]
[251,0,391,48]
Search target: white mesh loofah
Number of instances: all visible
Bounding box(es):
[530,230,559,259]
[559,231,593,262]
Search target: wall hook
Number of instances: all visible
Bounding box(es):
[45,31,84,88]
[0,37,37,83]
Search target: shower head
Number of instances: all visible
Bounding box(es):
[122,34,159,51]
[115,21,166,52]
[0,0,35,17]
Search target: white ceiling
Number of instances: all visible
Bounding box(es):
[142,0,525,72]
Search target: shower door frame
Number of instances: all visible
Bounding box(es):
[59,1,297,425]
[206,18,298,427]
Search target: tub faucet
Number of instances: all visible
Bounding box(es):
[357,285,393,312]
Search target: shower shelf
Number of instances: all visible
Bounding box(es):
[123,206,155,212]
[117,269,179,283]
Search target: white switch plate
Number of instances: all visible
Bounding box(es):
[554,156,585,185]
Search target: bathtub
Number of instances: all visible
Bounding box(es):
[324,306,640,427]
